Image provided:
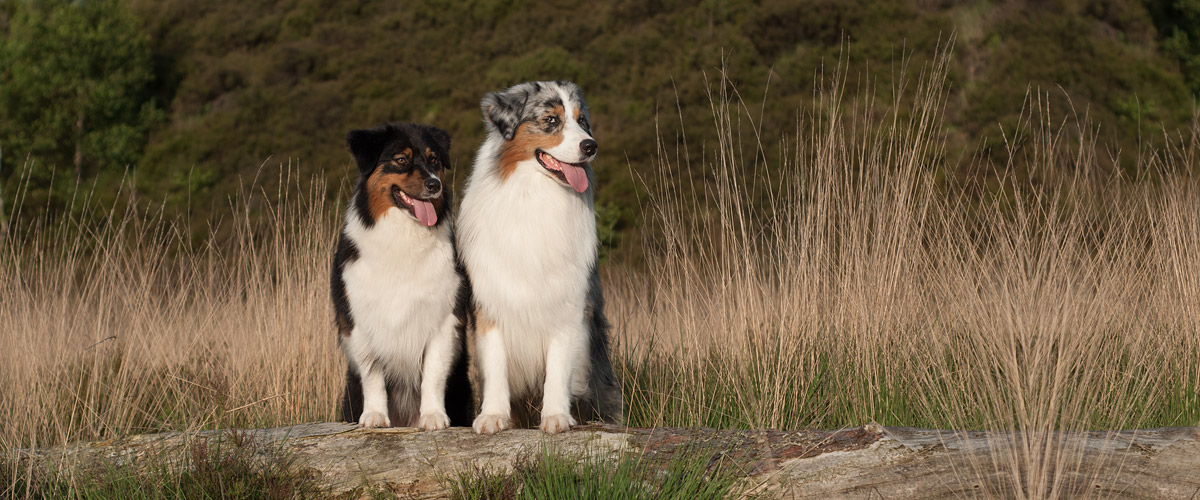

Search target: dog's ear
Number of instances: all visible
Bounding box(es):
[346,125,391,175]
[423,126,453,168]
[481,86,529,141]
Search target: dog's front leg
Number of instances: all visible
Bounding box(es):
[540,325,584,434]
[418,315,458,431]
[356,358,391,428]
[473,325,512,434]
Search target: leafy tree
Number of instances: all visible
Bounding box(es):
[1147,0,1200,95]
[0,0,158,211]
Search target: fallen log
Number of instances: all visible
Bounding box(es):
[12,423,1200,498]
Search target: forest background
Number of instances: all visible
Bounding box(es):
[3,0,1199,256]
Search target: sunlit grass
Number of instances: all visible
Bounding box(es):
[447,447,745,500]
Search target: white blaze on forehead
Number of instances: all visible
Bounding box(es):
[542,87,592,165]
[558,88,590,139]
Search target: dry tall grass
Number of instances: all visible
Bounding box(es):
[0,169,345,450]
[2,51,1199,498]
[609,51,1200,498]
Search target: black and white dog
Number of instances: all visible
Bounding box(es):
[457,81,624,434]
[331,122,472,430]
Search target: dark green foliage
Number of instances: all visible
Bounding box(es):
[117,0,1196,224]
[0,0,161,214]
[1147,0,1200,94]
[960,4,1192,176]
[1,0,1196,241]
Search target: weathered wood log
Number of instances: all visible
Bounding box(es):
[13,423,1200,499]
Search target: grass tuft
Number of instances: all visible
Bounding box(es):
[447,448,745,500]
[3,432,319,499]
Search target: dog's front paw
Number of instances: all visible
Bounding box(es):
[473,413,511,435]
[539,413,576,434]
[419,411,450,431]
[358,411,390,429]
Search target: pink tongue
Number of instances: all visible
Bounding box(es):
[411,199,438,227]
[560,163,589,193]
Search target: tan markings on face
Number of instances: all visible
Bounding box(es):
[573,107,581,120]
[366,170,405,220]
[365,167,442,220]
[498,106,565,180]
[393,148,412,162]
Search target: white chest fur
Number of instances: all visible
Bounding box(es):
[458,150,598,332]
[341,207,459,380]
[458,143,598,395]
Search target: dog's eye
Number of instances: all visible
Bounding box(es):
[544,115,559,126]
[394,157,407,165]
[428,156,438,165]
[578,118,589,129]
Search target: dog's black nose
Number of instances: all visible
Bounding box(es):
[425,178,441,193]
[580,139,598,157]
